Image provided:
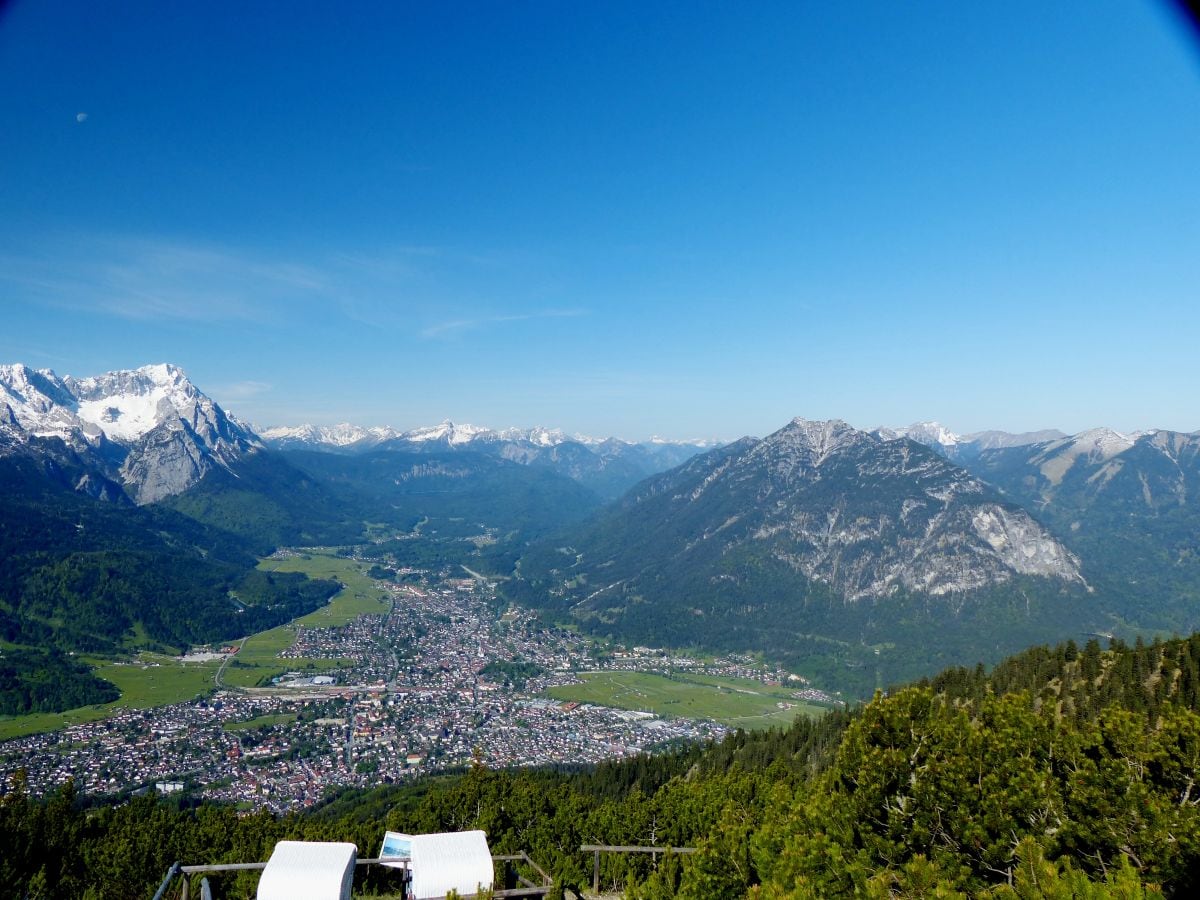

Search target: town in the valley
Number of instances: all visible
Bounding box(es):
[0,553,838,813]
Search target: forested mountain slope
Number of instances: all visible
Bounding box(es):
[155,449,370,553]
[0,456,338,714]
[505,419,1095,694]
[281,448,604,540]
[962,428,1200,632]
[4,634,1197,898]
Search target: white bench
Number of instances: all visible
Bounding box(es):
[257,841,357,900]
[410,830,493,900]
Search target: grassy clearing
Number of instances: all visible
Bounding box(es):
[258,550,390,626]
[95,654,221,706]
[221,646,346,689]
[545,671,822,730]
[220,551,388,687]
[1,550,390,737]
[220,625,296,689]
[0,653,221,741]
[221,619,350,689]
[223,712,298,732]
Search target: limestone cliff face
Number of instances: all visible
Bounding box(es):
[722,419,1084,601]
[970,506,1079,578]
[552,418,1084,612]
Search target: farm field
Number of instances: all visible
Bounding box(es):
[545,671,822,730]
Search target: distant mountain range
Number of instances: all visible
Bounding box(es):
[260,420,719,452]
[954,426,1197,513]
[869,422,1200,633]
[4,361,1200,703]
[870,419,1174,463]
[873,421,1071,458]
[259,421,718,501]
[0,363,715,510]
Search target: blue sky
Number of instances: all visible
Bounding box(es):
[2,1,1198,440]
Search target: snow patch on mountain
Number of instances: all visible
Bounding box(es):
[1035,428,1139,486]
[0,362,259,503]
[259,423,400,447]
[876,421,962,448]
[71,364,197,442]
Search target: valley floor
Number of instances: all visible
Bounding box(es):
[0,549,830,811]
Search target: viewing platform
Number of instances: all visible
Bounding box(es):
[153,839,555,900]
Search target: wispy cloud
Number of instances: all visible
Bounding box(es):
[0,236,327,325]
[420,309,587,339]
[211,380,273,401]
[2,234,582,342]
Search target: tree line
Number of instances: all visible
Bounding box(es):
[4,633,1200,898]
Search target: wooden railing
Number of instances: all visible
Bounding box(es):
[578,844,697,895]
[154,852,552,899]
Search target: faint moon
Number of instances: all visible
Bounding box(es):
[76,112,88,123]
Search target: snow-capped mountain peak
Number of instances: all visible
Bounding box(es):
[401,420,495,445]
[903,421,961,446]
[527,426,566,447]
[68,363,200,442]
[0,362,259,503]
[875,421,962,448]
[494,425,570,446]
[0,363,81,439]
[259,422,400,448]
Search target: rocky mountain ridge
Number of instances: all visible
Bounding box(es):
[962,427,1199,507]
[602,417,1084,602]
[0,363,259,503]
[262,419,719,500]
[504,417,1095,691]
[873,421,1071,459]
[260,419,719,451]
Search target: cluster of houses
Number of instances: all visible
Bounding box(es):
[0,566,822,811]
